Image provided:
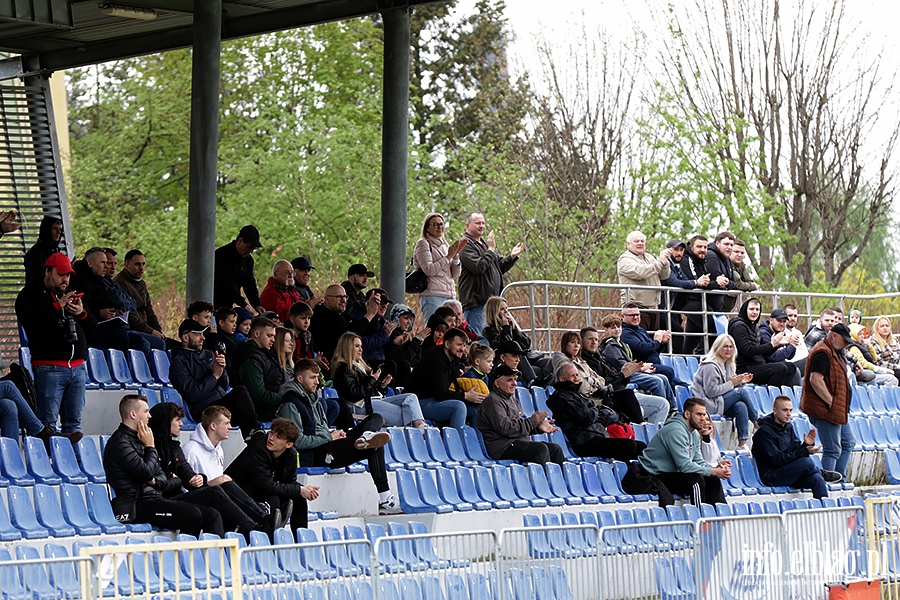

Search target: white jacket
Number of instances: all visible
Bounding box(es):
[182,425,225,480]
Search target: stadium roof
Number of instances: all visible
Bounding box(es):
[0,0,443,71]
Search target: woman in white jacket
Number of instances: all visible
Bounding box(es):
[692,333,758,452]
[413,213,466,321]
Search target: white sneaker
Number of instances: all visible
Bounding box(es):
[378,494,402,515]
[355,430,391,450]
[736,445,751,455]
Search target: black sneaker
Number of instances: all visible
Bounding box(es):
[279,500,293,529]
[821,469,843,483]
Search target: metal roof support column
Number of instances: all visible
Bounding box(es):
[380,7,410,304]
[185,0,222,308]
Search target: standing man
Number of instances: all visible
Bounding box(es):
[679,235,717,354]
[23,216,63,286]
[458,212,523,335]
[783,304,809,366]
[214,225,264,313]
[752,395,839,499]
[15,254,95,435]
[800,323,857,480]
[704,231,736,313]
[291,257,321,307]
[660,238,704,353]
[616,231,671,332]
[260,260,302,324]
[341,264,375,317]
[116,249,168,350]
[722,239,759,312]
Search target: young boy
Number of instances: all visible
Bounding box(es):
[215,307,238,356]
[234,307,253,342]
[456,343,493,425]
[289,302,327,369]
[279,359,401,515]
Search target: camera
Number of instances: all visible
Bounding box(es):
[59,316,78,344]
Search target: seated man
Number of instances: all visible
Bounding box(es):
[619,303,685,389]
[406,328,478,430]
[341,263,374,316]
[189,300,220,352]
[72,247,132,352]
[148,402,273,536]
[548,363,646,460]
[231,317,285,421]
[260,260,302,324]
[225,418,320,531]
[103,394,224,536]
[758,308,803,385]
[280,359,401,515]
[309,284,381,372]
[752,395,838,499]
[183,405,237,485]
[637,398,730,506]
[476,364,563,464]
[170,318,262,439]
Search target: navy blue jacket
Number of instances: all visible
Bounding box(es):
[758,319,796,362]
[751,413,810,477]
[170,346,230,420]
[620,322,662,365]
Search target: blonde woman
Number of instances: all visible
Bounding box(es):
[870,316,900,379]
[413,213,467,321]
[692,333,757,452]
[847,324,898,386]
[483,295,537,384]
[331,332,426,430]
[274,327,295,379]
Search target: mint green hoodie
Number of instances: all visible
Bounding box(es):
[638,413,711,476]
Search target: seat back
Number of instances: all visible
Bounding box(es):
[7,485,49,537]
[75,437,107,483]
[0,438,35,485]
[23,437,62,485]
[50,436,89,484]
[87,347,117,386]
[150,349,171,385]
[128,349,157,385]
[107,348,137,385]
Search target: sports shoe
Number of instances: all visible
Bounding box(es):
[355,431,391,450]
[736,445,751,455]
[378,494,402,515]
[821,469,843,483]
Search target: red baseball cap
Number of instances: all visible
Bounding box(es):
[45,253,74,275]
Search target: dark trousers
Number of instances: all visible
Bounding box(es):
[639,311,660,333]
[322,396,341,426]
[760,457,828,499]
[177,484,261,534]
[652,363,684,389]
[654,471,726,507]
[683,307,717,354]
[572,438,646,462]
[311,414,389,493]
[743,362,800,387]
[499,440,564,466]
[605,390,644,424]
[135,496,224,538]
[201,385,261,438]
[253,492,306,533]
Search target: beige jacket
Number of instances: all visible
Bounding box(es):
[617,250,670,308]
[414,235,461,298]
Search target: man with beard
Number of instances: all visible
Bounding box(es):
[783,304,809,366]
[15,253,95,435]
[660,238,707,353]
[679,235,718,354]
[722,239,760,312]
[758,308,804,379]
[705,231,737,312]
[23,216,63,286]
[805,309,837,350]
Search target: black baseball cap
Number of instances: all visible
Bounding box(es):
[831,323,853,344]
[366,288,391,305]
[666,238,686,249]
[237,225,262,248]
[178,319,209,337]
[496,341,526,356]
[491,364,521,379]
[291,256,315,271]
[770,308,788,321]
[348,263,375,277]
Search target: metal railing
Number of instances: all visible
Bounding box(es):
[0,553,96,600]
[866,496,900,599]
[502,279,900,354]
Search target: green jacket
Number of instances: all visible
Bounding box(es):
[639,413,711,477]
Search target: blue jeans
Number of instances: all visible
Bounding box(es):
[808,416,855,477]
[636,393,669,423]
[33,363,87,433]
[420,295,454,323]
[722,388,759,440]
[760,456,828,499]
[464,306,485,336]
[0,381,44,439]
[371,393,425,427]
[418,397,468,430]
[631,373,675,408]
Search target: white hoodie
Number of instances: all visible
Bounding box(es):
[182,425,225,480]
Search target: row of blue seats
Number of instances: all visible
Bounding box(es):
[0,436,105,486]
[849,416,900,451]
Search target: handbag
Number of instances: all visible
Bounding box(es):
[405,256,428,294]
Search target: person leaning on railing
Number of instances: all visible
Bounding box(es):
[616,230,670,332]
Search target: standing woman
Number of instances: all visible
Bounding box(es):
[870,316,900,380]
[414,213,467,322]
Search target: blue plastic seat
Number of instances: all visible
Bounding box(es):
[526,463,569,505]
[442,429,481,467]
[491,465,531,508]
[545,463,586,505]
[559,511,597,557]
[578,462,615,503]
[549,428,591,463]
[651,506,688,550]
[150,349,172,385]
[532,387,551,415]
[43,543,85,599]
[341,524,377,575]
[84,482,128,534]
[596,510,634,554]
[748,502,764,515]
[408,520,470,568]
[596,461,636,502]
[461,427,495,463]
[672,556,697,597]
[87,347,121,389]
[404,428,443,469]
[415,469,458,512]
[453,466,495,510]
[122,538,166,593]
[267,528,310,583]
[129,349,162,389]
[654,557,691,600]
[50,436,89,484]
[472,466,513,509]
[716,503,733,517]
[316,526,361,575]
[522,514,561,559]
[366,523,407,573]
[700,503,717,519]
[396,469,452,514]
[23,437,63,485]
[445,573,469,600]
[886,450,900,484]
[0,493,22,541]
[547,565,574,600]
[541,512,582,558]
[107,348,138,386]
[381,580,403,600]
[32,484,76,537]
[673,357,691,385]
[634,506,673,551]
[400,578,423,600]
[196,532,232,586]
[75,436,107,483]
[0,548,28,598]
[174,533,220,588]
[15,546,57,598]
[425,429,462,467]
[466,572,492,600]
[434,466,478,510]
[509,463,549,507]
[161,387,195,429]
[150,535,194,591]
[7,485,49,538]
[296,527,346,578]
[615,508,655,552]
[0,438,35,485]
[516,387,536,414]
[807,498,823,509]
[732,502,750,516]
[387,428,424,468]
[386,522,430,572]
[738,455,786,493]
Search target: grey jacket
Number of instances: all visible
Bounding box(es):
[691,359,736,415]
[458,233,518,311]
[476,388,541,459]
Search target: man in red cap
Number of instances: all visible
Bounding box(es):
[15,253,96,435]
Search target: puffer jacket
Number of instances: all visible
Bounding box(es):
[728,298,776,372]
[231,340,286,420]
[104,423,167,503]
[331,361,384,409]
[547,381,615,447]
[758,319,796,362]
[482,322,532,352]
[414,235,460,298]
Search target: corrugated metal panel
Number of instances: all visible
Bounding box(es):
[0,83,67,361]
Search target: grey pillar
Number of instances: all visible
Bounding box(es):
[380,8,410,304]
[185,0,222,307]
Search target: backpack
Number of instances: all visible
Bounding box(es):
[0,363,39,413]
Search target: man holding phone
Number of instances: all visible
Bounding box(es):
[15,254,96,435]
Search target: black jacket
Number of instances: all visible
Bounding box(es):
[482,323,532,352]
[231,340,285,420]
[340,280,367,318]
[751,413,811,478]
[23,216,62,287]
[406,346,466,402]
[214,240,261,309]
[71,259,124,321]
[104,422,166,503]
[704,243,735,311]
[600,337,633,371]
[15,281,96,363]
[309,304,369,367]
[758,319,796,362]
[149,403,202,497]
[170,346,230,419]
[332,362,385,411]
[225,432,304,500]
[728,298,776,371]
[679,247,711,308]
[547,381,615,447]
[582,349,627,390]
[458,233,518,311]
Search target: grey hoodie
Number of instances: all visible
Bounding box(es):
[691,358,736,415]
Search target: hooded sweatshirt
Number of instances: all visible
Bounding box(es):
[727,298,776,372]
[639,413,711,477]
[279,378,332,455]
[148,402,202,497]
[183,424,226,480]
[23,216,62,286]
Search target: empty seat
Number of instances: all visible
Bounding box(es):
[58,483,102,535]
[75,437,107,483]
[408,521,469,569]
[107,348,138,387]
[385,522,430,571]
[50,436,89,484]
[434,466,476,511]
[175,533,221,589]
[7,485,50,538]
[251,529,300,582]
[151,535,194,591]
[453,466,495,510]
[424,428,462,467]
[87,348,121,389]
[129,349,162,389]
[442,429,481,467]
[529,463,572,505]
[314,527,359,576]
[296,528,343,578]
[472,466,513,509]
[15,546,57,598]
[23,437,63,485]
[516,387,536,414]
[32,484,76,537]
[365,523,406,573]
[387,428,424,468]
[0,548,28,598]
[490,465,530,508]
[404,429,442,468]
[509,463,549,507]
[460,427,494,463]
[44,543,86,599]
[337,525,376,575]
[0,493,22,541]
[578,462,615,503]
[150,349,172,386]
[396,469,452,514]
[0,438,35,485]
[546,462,588,505]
